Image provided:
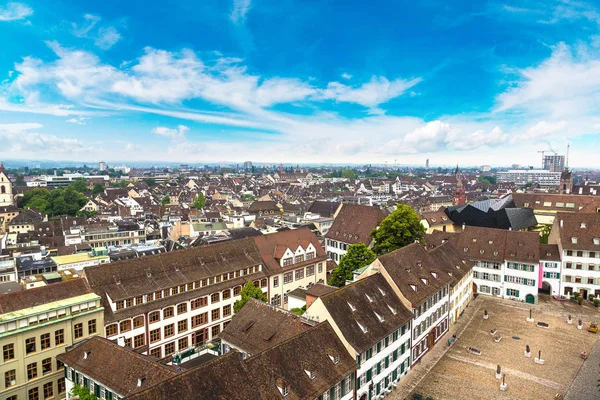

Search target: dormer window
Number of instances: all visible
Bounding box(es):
[431,272,438,279]
[410,284,417,292]
[421,278,428,285]
[302,362,316,380]
[348,302,356,312]
[493,251,498,256]
[327,348,340,364]
[365,294,374,303]
[463,248,468,252]
[387,304,397,315]
[488,240,493,244]
[378,287,386,296]
[581,223,586,229]
[572,237,578,244]
[275,377,290,397]
[472,238,477,242]
[374,311,385,322]
[356,320,368,334]
[480,250,485,254]
[431,218,436,223]
[594,238,600,245]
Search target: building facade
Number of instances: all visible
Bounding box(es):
[497,170,561,186]
[0,280,104,400]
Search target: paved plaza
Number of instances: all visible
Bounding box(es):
[389,295,600,400]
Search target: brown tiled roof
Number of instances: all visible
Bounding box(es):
[552,212,600,251]
[512,193,600,212]
[0,279,93,314]
[318,273,413,353]
[57,336,178,397]
[427,243,473,288]
[127,321,356,400]
[219,299,313,355]
[306,283,338,297]
[248,201,280,213]
[454,226,540,263]
[307,201,340,218]
[253,227,327,275]
[325,204,385,245]
[420,208,451,226]
[377,243,453,306]
[539,244,561,261]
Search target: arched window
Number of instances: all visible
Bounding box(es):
[0,186,5,194]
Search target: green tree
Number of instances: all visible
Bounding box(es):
[14,174,25,186]
[329,243,376,287]
[192,193,206,209]
[71,384,99,400]
[539,224,552,244]
[19,187,89,216]
[162,195,171,205]
[341,169,357,180]
[371,204,425,255]
[69,178,88,193]
[92,183,105,195]
[144,178,157,187]
[233,281,268,314]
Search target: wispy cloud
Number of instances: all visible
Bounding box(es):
[0,123,91,154]
[152,124,189,139]
[71,14,122,49]
[230,0,252,24]
[0,2,33,21]
[66,116,89,125]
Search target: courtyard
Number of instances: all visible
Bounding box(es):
[399,295,600,400]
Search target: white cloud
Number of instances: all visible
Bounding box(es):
[0,123,90,154]
[0,2,33,21]
[95,26,121,49]
[341,73,352,80]
[152,124,189,139]
[66,116,89,125]
[230,0,252,24]
[71,14,122,50]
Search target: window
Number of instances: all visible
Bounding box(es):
[149,311,160,323]
[150,347,161,358]
[211,325,220,337]
[3,343,14,361]
[307,265,315,276]
[178,336,188,350]
[88,319,97,334]
[211,293,220,303]
[164,342,175,356]
[178,319,188,333]
[590,264,596,271]
[211,308,220,321]
[164,324,175,338]
[29,387,39,400]
[233,286,241,296]
[273,276,279,287]
[295,269,304,280]
[58,378,66,394]
[283,272,293,284]
[223,304,232,317]
[27,362,38,380]
[566,262,572,269]
[283,258,293,266]
[294,255,304,264]
[150,328,161,343]
[105,324,117,337]
[192,313,208,328]
[55,329,65,345]
[163,307,174,319]
[74,323,83,339]
[318,263,323,273]
[120,320,132,333]
[26,337,36,354]
[577,251,584,257]
[133,316,145,328]
[56,359,64,371]
[306,252,315,260]
[134,334,145,348]
[135,295,144,305]
[42,358,51,375]
[588,278,594,285]
[191,297,208,310]
[567,250,573,256]
[5,369,16,388]
[177,303,187,314]
[40,333,51,350]
[43,382,53,399]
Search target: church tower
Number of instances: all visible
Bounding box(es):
[0,163,14,206]
[453,165,466,206]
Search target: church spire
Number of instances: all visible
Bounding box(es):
[0,162,4,174]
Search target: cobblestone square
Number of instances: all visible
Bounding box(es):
[401,296,600,400]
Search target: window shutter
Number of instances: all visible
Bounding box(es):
[504,275,508,282]
[516,290,520,297]
[506,288,510,296]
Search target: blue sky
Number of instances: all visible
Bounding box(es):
[1,0,600,166]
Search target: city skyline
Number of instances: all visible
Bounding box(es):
[1,1,600,166]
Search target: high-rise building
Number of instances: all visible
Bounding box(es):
[543,155,565,172]
[243,161,253,170]
[98,161,107,171]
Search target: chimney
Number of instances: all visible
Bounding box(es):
[462,223,466,231]
[117,336,125,347]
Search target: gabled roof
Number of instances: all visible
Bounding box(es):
[57,336,179,397]
[377,243,453,306]
[553,212,600,250]
[0,279,93,314]
[325,204,385,245]
[319,273,413,353]
[427,243,473,288]
[219,299,313,355]
[307,201,340,218]
[126,321,356,400]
